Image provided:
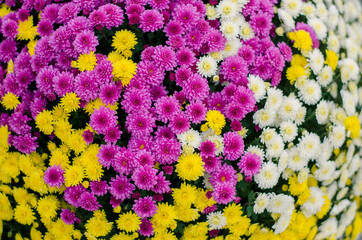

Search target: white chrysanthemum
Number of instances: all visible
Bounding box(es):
[340,90,357,116]
[317,65,333,87]
[315,217,338,240]
[298,132,320,160]
[278,9,295,32]
[177,129,202,149]
[247,145,265,161]
[287,147,308,171]
[298,80,321,105]
[265,88,283,110]
[340,59,360,82]
[278,151,288,172]
[254,162,280,189]
[346,39,358,61]
[253,193,270,214]
[328,125,345,148]
[220,20,240,40]
[272,214,291,235]
[232,15,246,26]
[315,161,337,182]
[301,187,325,218]
[302,2,316,18]
[330,107,346,125]
[330,199,351,216]
[327,34,340,53]
[202,128,215,141]
[266,135,284,159]
[307,49,324,75]
[280,121,298,142]
[260,127,278,145]
[294,106,306,126]
[247,75,266,102]
[197,56,218,78]
[267,194,295,214]
[298,168,309,183]
[216,0,239,19]
[326,6,339,31]
[223,39,242,57]
[203,173,213,189]
[308,18,327,40]
[281,0,302,18]
[278,96,301,121]
[239,22,255,40]
[207,135,224,155]
[207,211,227,230]
[253,109,276,128]
[317,139,333,164]
[206,5,218,20]
[315,100,331,125]
[315,2,328,22]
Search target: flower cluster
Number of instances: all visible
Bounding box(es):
[0,0,361,239]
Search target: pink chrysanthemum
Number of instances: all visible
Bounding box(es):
[202,156,222,174]
[210,164,238,187]
[139,218,154,237]
[238,152,262,177]
[43,165,65,188]
[153,45,177,71]
[185,100,206,124]
[126,110,156,137]
[133,196,158,218]
[78,191,101,211]
[132,165,158,190]
[212,182,236,205]
[223,132,244,161]
[200,140,217,157]
[183,73,209,101]
[110,175,135,201]
[153,137,181,165]
[98,143,121,169]
[90,180,109,196]
[139,9,164,32]
[90,106,118,135]
[60,209,80,225]
[152,172,171,194]
[73,30,98,54]
[122,87,152,113]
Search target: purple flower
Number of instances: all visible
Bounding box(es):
[202,156,222,173]
[238,152,262,177]
[11,134,38,154]
[63,185,86,207]
[183,73,209,101]
[18,8,30,22]
[155,96,181,123]
[100,4,124,29]
[37,19,54,37]
[94,58,113,82]
[185,30,205,50]
[73,30,98,54]
[43,165,65,188]
[137,150,155,166]
[113,148,137,175]
[200,140,216,157]
[90,106,118,135]
[139,9,164,32]
[79,191,101,211]
[104,126,122,143]
[98,143,121,169]
[153,46,177,71]
[166,35,185,49]
[185,100,206,124]
[250,12,272,38]
[155,126,175,139]
[60,209,80,225]
[232,86,256,113]
[53,72,74,97]
[126,110,156,137]
[165,20,183,36]
[223,132,244,161]
[109,175,135,201]
[154,137,181,165]
[176,47,196,66]
[90,180,109,196]
[173,4,200,30]
[139,218,154,237]
[41,4,59,22]
[252,56,273,80]
[132,165,158,190]
[0,39,17,63]
[58,3,80,24]
[82,130,94,145]
[170,113,190,134]
[224,101,248,121]
[149,0,170,10]
[152,171,171,194]
[122,87,152,113]
[220,56,248,86]
[212,182,236,204]
[210,164,238,186]
[8,112,31,135]
[1,19,18,38]
[238,45,255,66]
[89,9,107,29]
[133,196,158,218]
[74,71,99,101]
[277,42,293,62]
[135,60,165,86]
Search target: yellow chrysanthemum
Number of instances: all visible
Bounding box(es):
[174,204,200,222]
[60,92,80,113]
[223,203,243,225]
[152,203,178,230]
[37,195,59,221]
[325,49,338,71]
[0,4,11,17]
[172,183,197,207]
[286,65,306,85]
[108,51,124,64]
[17,16,38,41]
[205,110,226,133]
[153,231,178,240]
[52,105,70,122]
[194,189,216,212]
[76,51,97,71]
[66,130,87,155]
[288,174,308,196]
[84,162,103,181]
[53,119,72,142]
[64,165,84,187]
[291,54,308,67]
[0,125,10,150]
[1,92,20,110]
[296,189,310,205]
[0,193,13,221]
[7,59,14,74]
[288,30,313,52]
[116,211,141,233]
[344,115,360,138]
[112,58,137,87]
[183,222,209,239]
[85,211,113,237]
[227,215,250,236]
[14,204,35,225]
[112,30,138,54]
[35,110,54,135]
[23,169,48,195]
[316,195,330,219]
[49,218,74,239]
[2,152,20,179]
[27,39,37,56]
[176,153,204,181]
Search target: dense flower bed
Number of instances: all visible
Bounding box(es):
[0,0,361,239]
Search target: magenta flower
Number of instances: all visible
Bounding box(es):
[138,218,154,237]
[90,106,118,135]
[113,148,137,175]
[110,175,135,201]
[223,132,244,161]
[152,172,171,194]
[133,196,158,218]
[212,182,236,205]
[132,165,158,190]
[210,164,238,186]
[202,156,222,173]
[73,30,98,54]
[183,73,209,101]
[200,140,217,157]
[60,209,80,225]
[43,165,65,188]
[238,152,262,177]
[78,191,101,211]
[154,137,181,165]
[98,143,121,169]
[90,181,109,196]
[153,45,177,71]
[139,9,164,32]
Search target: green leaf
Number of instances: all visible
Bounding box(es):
[246,205,253,217]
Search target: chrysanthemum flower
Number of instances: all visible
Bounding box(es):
[176,153,204,181]
[117,211,141,233]
[112,30,137,53]
[43,165,65,188]
[133,196,158,218]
